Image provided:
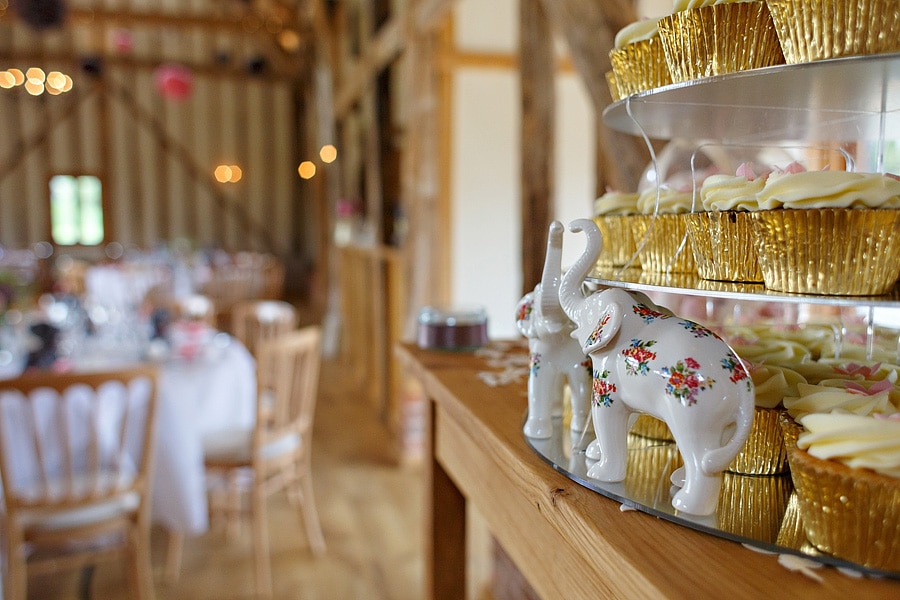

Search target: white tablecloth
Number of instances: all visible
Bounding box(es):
[152,339,256,534]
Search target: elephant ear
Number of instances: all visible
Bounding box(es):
[577,297,624,354]
[515,291,537,338]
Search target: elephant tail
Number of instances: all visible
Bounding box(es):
[700,390,755,476]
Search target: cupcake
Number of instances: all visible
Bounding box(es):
[658,0,785,83]
[686,163,766,282]
[781,411,900,571]
[609,18,672,97]
[751,170,900,295]
[766,0,900,64]
[593,190,641,271]
[727,363,805,475]
[632,185,697,273]
[717,471,793,543]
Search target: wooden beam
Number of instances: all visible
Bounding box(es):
[333,0,458,118]
[519,0,555,295]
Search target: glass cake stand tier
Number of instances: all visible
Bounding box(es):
[602,53,900,143]
[587,268,900,308]
[525,416,900,580]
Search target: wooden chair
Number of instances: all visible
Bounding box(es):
[0,365,159,600]
[202,326,326,598]
[230,300,298,357]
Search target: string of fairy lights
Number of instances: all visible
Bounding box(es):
[0,67,74,95]
[2,63,336,183]
[215,144,338,184]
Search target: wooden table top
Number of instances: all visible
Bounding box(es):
[396,340,900,600]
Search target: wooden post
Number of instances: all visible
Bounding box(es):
[537,0,649,194]
[519,0,556,295]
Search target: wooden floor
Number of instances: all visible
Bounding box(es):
[26,354,433,600]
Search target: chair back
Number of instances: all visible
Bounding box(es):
[231,300,298,357]
[253,327,321,466]
[0,366,159,520]
[173,294,217,327]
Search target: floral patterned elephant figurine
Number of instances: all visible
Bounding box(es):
[558,218,755,516]
[516,221,592,442]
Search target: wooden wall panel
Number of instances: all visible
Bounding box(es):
[0,2,309,275]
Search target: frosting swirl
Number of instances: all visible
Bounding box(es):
[614,18,660,48]
[797,412,900,478]
[750,364,806,409]
[594,191,639,216]
[699,173,766,211]
[637,185,694,214]
[784,381,897,420]
[756,171,900,210]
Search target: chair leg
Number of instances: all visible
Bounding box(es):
[5,528,27,600]
[127,526,156,600]
[164,529,184,584]
[297,472,326,556]
[78,565,95,600]
[251,487,273,599]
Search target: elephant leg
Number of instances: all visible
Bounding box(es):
[671,429,725,516]
[585,402,630,482]
[523,367,563,439]
[566,366,592,436]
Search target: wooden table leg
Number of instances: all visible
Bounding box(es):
[425,399,466,600]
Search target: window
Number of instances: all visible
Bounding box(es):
[49,174,104,245]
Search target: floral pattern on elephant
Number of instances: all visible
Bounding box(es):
[678,320,720,339]
[592,369,616,407]
[516,299,533,323]
[660,357,714,407]
[581,358,592,374]
[529,352,541,376]
[632,303,670,324]
[721,353,752,392]
[585,313,611,349]
[622,338,657,375]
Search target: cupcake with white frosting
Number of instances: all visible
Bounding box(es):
[592,190,641,270]
[658,0,785,83]
[608,18,671,97]
[631,184,696,273]
[751,169,900,295]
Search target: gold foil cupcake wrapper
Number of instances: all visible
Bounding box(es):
[686,211,765,283]
[605,70,621,102]
[728,407,789,475]
[766,0,900,63]
[631,214,697,273]
[609,37,672,97]
[786,441,900,571]
[751,208,900,295]
[593,215,640,269]
[718,472,793,543]
[781,414,900,571]
[658,1,785,82]
[629,414,674,441]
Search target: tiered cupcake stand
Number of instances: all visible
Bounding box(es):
[526,52,900,580]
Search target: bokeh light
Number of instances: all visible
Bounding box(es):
[298,161,316,180]
[319,144,338,163]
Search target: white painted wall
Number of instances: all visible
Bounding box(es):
[451,0,595,339]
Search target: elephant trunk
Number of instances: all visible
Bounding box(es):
[560,219,604,322]
[539,221,566,323]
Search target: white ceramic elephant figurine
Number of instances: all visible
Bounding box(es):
[558,218,755,516]
[516,221,592,442]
